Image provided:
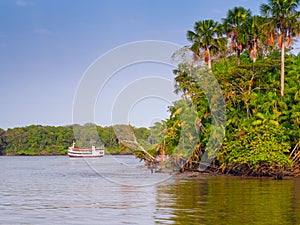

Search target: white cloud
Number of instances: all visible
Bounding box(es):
[34,28,52,35]
[16,0,31,7]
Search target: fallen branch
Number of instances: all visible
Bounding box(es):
[290,142,299,158]
[120,140,157,162]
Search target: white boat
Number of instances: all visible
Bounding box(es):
[68,142,105,158]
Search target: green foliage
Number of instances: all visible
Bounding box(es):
[2,125,74,155]
[0,128,5,155]
[187,19,227,68]
[222,122,291,170]
[0,124,154,156]
[153,53,300,175]
[218,55,299,171]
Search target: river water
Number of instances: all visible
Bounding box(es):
[0,155,300,224]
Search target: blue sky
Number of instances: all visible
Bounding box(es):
[0,0,274,129]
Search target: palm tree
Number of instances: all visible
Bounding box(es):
[259,16,277,57]
[260,0,300,96]
[186,19,226,69]
[222,7,252,65]
[244,16,268,62]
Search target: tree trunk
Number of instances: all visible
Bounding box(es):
[208,49,211,69]
[237,50,241,65]
[281,41,285,96]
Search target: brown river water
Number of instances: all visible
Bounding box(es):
[0,155,299,224]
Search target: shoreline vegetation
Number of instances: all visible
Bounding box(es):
[1,2,300,179]
[0,124,149,156]
[143,1,300,179]
[146,1,300,179]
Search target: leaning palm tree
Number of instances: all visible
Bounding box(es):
[186,19,226,69]
[260,0,300,96]
[222,7,252,65]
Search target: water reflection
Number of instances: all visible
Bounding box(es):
[1,156,300,224]
[155,176,300,225]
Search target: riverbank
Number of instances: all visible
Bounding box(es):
[173,170,300,180]
[2,152,135,156]
[170,163,300,180]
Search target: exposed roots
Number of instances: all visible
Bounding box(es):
[171,157,300,179]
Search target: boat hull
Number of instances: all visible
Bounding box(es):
[68,154,104,158]
[67,145,105,158]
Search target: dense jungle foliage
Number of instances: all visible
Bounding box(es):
[142,1,300,176]
[0,124,150,156]
[147,53,300,176]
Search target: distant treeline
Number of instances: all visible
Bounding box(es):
[0,124,151,156]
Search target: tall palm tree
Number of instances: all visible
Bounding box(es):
[259,16,277,57]
[244,15,274,62]
[237,15,261,62]
[222,7,252,65]
[260,0,300,96]
[187,19,226,69]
